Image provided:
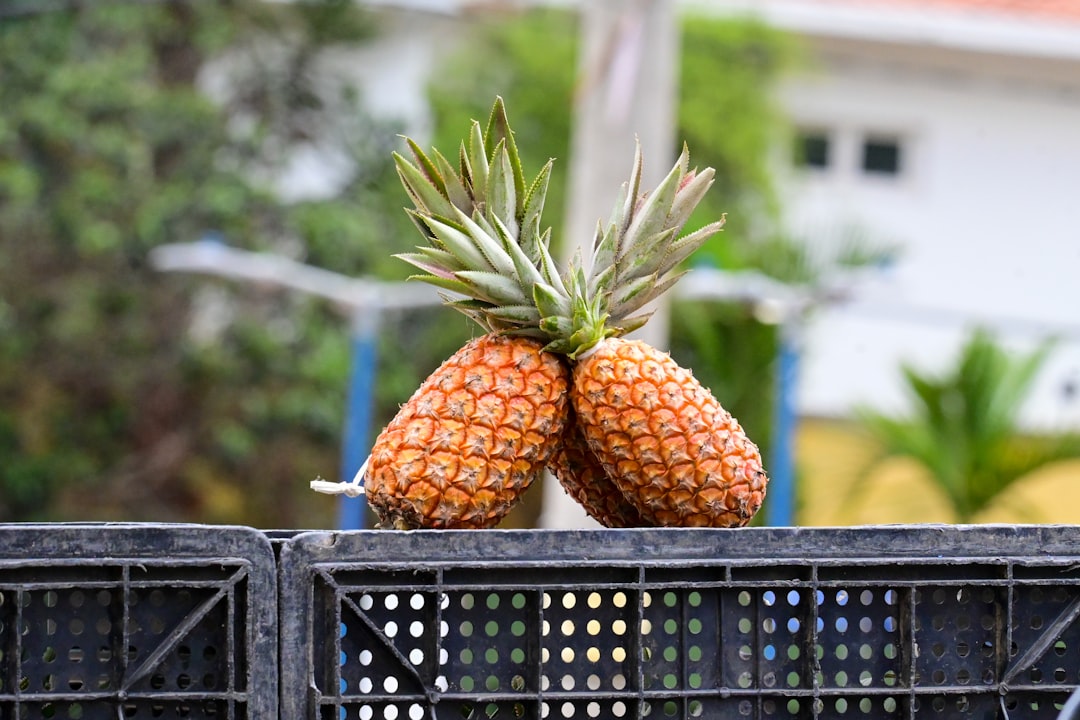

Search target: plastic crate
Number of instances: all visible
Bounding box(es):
[0,523,277,720]
[278,525,1080,720]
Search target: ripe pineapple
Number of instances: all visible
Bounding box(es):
[548,401,650,528]
[313,98,571,529]
[366,334,567,529]
[539,144,769,527]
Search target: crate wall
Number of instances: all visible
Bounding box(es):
[278,526,1080,720]
[0,524,277,720]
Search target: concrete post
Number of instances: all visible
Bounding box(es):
[541,0,679,529]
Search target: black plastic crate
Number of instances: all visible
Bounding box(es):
[0,523,277,720]
[278,525,1080,719]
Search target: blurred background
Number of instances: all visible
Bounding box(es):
[2,0,1080,529]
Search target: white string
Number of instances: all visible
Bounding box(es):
[575,337,607,361]
[309,455,369,497]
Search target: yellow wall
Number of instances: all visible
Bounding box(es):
[795,418,1080,525]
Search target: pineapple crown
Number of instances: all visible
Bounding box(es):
[540,143,726,358]
[393,97,566,338]
[393,97,724,356]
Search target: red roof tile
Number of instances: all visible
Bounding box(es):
[848,0,1080,24]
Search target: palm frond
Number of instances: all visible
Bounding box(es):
[852,328,1072,522]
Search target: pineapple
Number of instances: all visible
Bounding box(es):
[312,98,571,529]
[539,143,769,527]
[314,96,767,529]
[366,333,567,529]
[549,402,650,527]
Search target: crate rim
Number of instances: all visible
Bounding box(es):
[0,521,279,720]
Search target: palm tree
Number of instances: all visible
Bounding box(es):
[853,328,1080,522]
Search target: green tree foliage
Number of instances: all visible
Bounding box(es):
[854,329,1080,522]
[0,1,423,525]
[676,17,794,256]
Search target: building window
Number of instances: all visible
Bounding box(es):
[794,130,830,169]
[862,136,902,175]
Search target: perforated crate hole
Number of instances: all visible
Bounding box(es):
[912,585,1003,688]
[1012,584,1080,687]
[639,588,716,693]
[721,586,818,692]
[1000,692,1074,719]
[338,589,438,700]
[2,574,255,719]
[7,701,238,720]
[816,586,903,691]
[119,700,233,718]
[537,699,637,719]
[339,701,456,720]
[541,588,635,695]
[14,587,118,696]
[445,589,536,696]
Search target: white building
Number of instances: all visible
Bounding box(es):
[275,0,1080,524]
[692,0,1080,429]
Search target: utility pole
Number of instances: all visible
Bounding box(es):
[542,0,680,528]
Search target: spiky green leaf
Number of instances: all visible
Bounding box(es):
[676,142,690,178]
[484,96,526,215]
[420,214,497,273]
[445,298,497,312]
[431,146,472,212]
[610,273,657,314]
[619,270,687,316]
[487,140,518,237]
[470,209,500,240]
[449,306,496,333]
[591,220,618,281]
[406,273,477,299]
[533,281,571,319]
[537,231,569,296]
[393,251,460,279]
[485,304,543,324]
[618,141,644,239]
[519,215,543,266]
[660,219,725,270]
[540,316,575,338]
[405,207,434,241]
[607,180,629,236]
[405,138,448,197]
[451,207,516,276]
[467,120,489,201]
[620,227,679,281]
[520,160,553,262]
[395,153,456,219]
[667,166,715,235]
[567,326,607,359]
[458,140,473,194]
[587,263,616,299]
[495,214,546,289]
[456,270,529,305]
[618,156,682,263]
[612,313,651,336]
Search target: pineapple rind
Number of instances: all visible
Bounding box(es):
[549,402,651,528]
[572,338,767,528]
[367,335,569,529]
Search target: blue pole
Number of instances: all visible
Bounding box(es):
[766,324,799,526]
[337,312,379,530]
